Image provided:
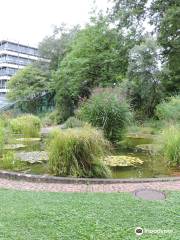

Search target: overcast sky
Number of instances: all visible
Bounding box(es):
[0,0,110,47]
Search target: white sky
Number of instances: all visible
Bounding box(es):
[0,0,109,47]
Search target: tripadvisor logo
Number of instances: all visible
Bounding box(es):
[135,227,143,236]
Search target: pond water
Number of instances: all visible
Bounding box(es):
[1,133,180,178]
[0,96,8,108]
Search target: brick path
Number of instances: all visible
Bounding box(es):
[0,178,179,192]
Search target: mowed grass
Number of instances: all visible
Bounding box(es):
[0,189,179,239]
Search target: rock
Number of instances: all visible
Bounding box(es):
[16,151,48,164]
[135,144,160,153]
[127,133,154,139]
[104,155,143,167]
[16,138,41,142]
[4,144,26,150]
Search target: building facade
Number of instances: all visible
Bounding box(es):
[0,40,40,95]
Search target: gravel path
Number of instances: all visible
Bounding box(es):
[0,178,179,192]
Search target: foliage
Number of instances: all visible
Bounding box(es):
[0,151,26,171]
[54,18,130,120]
[47,126,111,178]
[62,117,87,129]
[77,89,132,143]
[159,125,180,166]
[158,5,180,92]
[10,114,41,137]
[0,119,5,155]
[39,24,80,70]
[127,38,162,117]
[111,0,180,94]
[42,110,61,126]
[7,64,52,113]
[156,95,180,122]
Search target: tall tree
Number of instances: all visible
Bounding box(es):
[54,18,130,120]
[7,64,52,113]
[111,0,180,93]
[38,24,80,70]
[127,38,162,117]
[154,4,180,92]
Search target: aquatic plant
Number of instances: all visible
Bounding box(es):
[10,114,41,137]
[47,126,111,178]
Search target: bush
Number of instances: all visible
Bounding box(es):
[159,125,180,166]
[77,91,132,143]
[62,117,87,129]
[47,126,111,178]
[42,110,61,126]
[156,95,180,122]
[10,114,41,137]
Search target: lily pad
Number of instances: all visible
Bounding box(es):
[16,151,48,164]
[16,138,41,142]
[104,155,143,167]
[4,144,26,150]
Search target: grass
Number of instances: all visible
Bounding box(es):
[0,119,5,155]
[10,114,41,138]
[159,124,180,166]
[47,126,111,178]
[0,151,27,171]
[0,189,179,239]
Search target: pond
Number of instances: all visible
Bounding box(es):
[0,96,9,108]
[1,132,180,178]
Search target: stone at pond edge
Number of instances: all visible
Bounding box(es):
[16,138,41,142]
[16,151,48,164]
[104,155,143,167]
[135,144,161,153]
[4,144,26,150]
[127,133,154,139]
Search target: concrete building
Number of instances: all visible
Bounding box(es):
[0,40,41,95]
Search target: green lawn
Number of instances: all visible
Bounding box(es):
[0,189,179,239]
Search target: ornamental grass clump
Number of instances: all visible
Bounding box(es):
[156,95,180,123]
[77,90,132,143]
[62,117,87,129]
[47,126,111,178]
[159,125,180,167]
[10,114,41,137]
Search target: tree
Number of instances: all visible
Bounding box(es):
[157,5,180,92]
[54,18,129,120]
[127,38,162,117]
[38,24,80,70]
[7,64,52,113]
[111,0,180,93]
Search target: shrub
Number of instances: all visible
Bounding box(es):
[10,114,41,137]
[159,125,180,166]
[42,110,61,126]
[47,126,111,178]
[62,117,87,129]
[156,95,180,122]
[77,91,132,143]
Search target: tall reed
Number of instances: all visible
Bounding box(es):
[47,126,111,178]
[10,114,41,137]
[159,125,180,166]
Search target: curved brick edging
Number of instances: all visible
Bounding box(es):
[0,170,180,184]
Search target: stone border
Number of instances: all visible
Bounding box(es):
[0,170,180,184]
